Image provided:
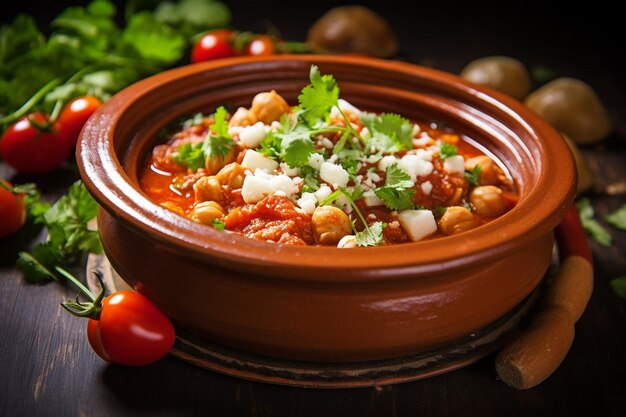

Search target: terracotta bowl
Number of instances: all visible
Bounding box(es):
[78,55,575,363]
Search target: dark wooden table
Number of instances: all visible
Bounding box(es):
[2,2,625,416]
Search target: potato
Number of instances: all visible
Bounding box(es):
[306,6,398,58]
[561,134,595,194]
[460,56,531,100]
[525,78,612,145]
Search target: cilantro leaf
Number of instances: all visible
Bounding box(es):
[360,112,413,152]
[16,251,58,283]
[122,12,186,64]
[154,0,231,39]
[611,277,626,300]
[210,106,229,138]
[465,165,482,186]
[212,218,225,231]
[282,135,315,168]
[576,198,612,246]
[374,164,416,211]
[440,143,458,159]
[355,221,385,247]
[172,142,205,171]
[258,130,283,160]
[298,65,339,126]
[605,204,626,230]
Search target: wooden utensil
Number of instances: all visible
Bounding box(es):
[496,205,593,389]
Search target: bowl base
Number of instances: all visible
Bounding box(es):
[87,252,552,388]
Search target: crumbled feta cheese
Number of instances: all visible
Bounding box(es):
[363,190,384,207]
[398,154,433,181]
[241,171,298,204]
[378,155,398,172]
[415,149,433,161]
[297,192,317,214]
[280,162,300,177]
[321,138,334,149]
[314,185,333,202]
[412,123,421,136]
[241,150,279,172]
[366,170,381,185]
[228,126,244,136]
[239,122,268,148]
[308,153,324,170]
[420,181,433,195]
[320,162,349,188]
[335,194,353,214]
[444,155,465,174]
[330,99,361,118]
[413,135,434,147]
[398,210,437,241]
[270,121,283,131]
[361,127,371,139]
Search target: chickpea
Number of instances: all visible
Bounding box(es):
[470,186,509,218]
[194,176,224,204]
[460,56,531,100]
[312,205,353,245]
[205,143,239,175]
[438,206,481,235]
[190,201,225,226]
[216,162,246,189]
[228,107,258,128]
[337,235,357,248]
[464,155,501,186]
[525,78,612,145]
[250,90,291,124]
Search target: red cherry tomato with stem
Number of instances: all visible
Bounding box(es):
[58,268,176,366]
[58,96,102,149]
[191,29,237,63]
[0,181,26,238]
[0,113,70,174]
[243,35,275,56]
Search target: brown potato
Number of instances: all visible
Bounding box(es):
[561,134,594,194]
[525,78,612,145]
[460,56,531,100]
[306,6,398,58]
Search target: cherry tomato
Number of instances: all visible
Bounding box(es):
[243,35,275,56]
[0,181,26,238]
[86,290,176,366]
[0,113,70,174]
[58,96,102,149]
[191,29,237,63]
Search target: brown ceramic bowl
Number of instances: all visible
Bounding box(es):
[78,55,575,363]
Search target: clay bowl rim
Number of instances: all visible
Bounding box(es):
[78,54,575,282]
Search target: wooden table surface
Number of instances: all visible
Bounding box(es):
[1,2,625,416]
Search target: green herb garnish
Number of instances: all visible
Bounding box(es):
[360,112,414,152]
[440,143,458,159]
[465,165,482,186]
[355,221,385,247]
[576,198,612,247]
[611,277,626,300]
[298,65,339,126]
[605,204,626,231]
[374,164,416,211]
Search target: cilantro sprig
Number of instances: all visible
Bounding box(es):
[360,112,414,153]
[576,197,612,247]
[16,180,102,283]
[374,164,416,211]
[465,165,482,187]
[440,143,458,159]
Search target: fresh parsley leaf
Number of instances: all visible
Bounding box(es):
[611,277,626,300]
[465,165,482,186]
[122,12,186,64]
[210,106,229,138]
[172,142,205,171]
[374,164,415,211]
[605,204,626,230]
[258,130,283,160]
[576,197,612,246]
[440,143,458,159]
[355,221,385,247]
[16,251,58,283]
[207,135,235,158]
[154,0,231,39]
[298,64,339,126]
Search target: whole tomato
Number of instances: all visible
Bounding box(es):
[58,96,102,149]
[0,113,70,174]
[86,290,176,366]
[0,181,26,238]
[243,35,275,56]
[191,29,237,63]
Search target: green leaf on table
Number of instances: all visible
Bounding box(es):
[610,277,626,300]
[0,15,45,65]
[576,197,612,246]
[17,251,58,283]
[605,204,626,231]
[122,12,185,64]
[154,0,231,30]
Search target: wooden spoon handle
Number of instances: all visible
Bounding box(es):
[496,205,593,389]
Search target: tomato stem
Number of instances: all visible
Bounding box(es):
[56,267,104,320]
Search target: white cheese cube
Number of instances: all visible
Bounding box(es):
[420,181,433,195]
[239,122,268,148]
[398,155,433,181]
[398,209,437,242]
[314,185,333,202]
[308,153,324,170]
[363,190,384,207]
[280,162,300,177]
[241,149,279,173]
[378,156,398,173]
[270,174,298,199]
[320,162,349,188]
[241,175,273,204]
[444,155,465,175]
[297,192,317,214]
